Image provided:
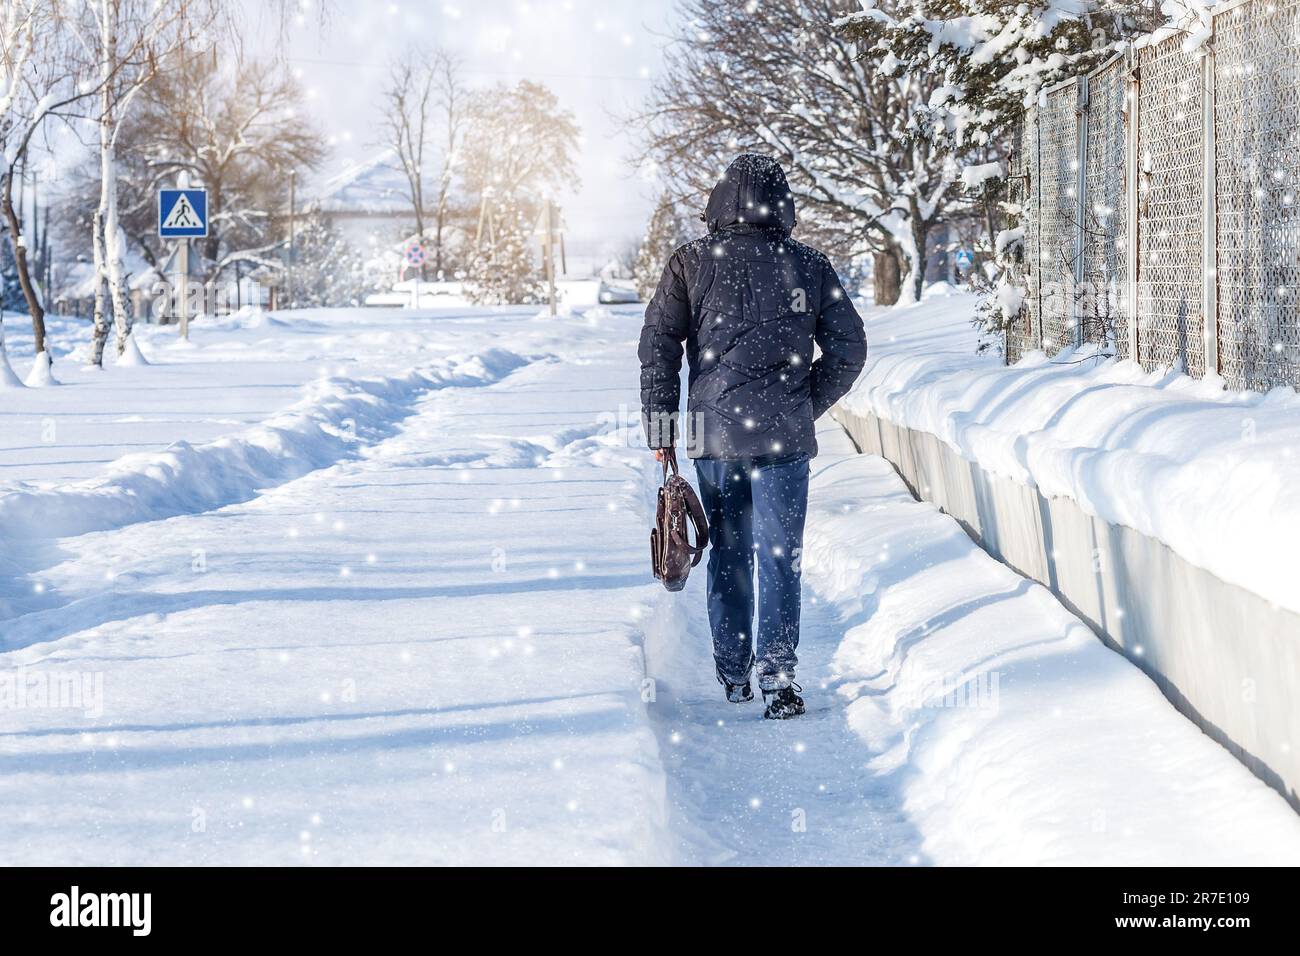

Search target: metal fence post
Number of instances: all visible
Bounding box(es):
[1035,108,1044,351]
[1201,43,1219,376]
[1074,76,1089,348]
[1125,53,1140,362]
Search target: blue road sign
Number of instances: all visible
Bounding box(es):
[159,188,208,238]
[956,249,974,268]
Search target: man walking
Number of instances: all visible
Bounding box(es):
[639,154,867,719]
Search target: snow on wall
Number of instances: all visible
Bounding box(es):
[805,427,1300,860]
[833,403,1300,812]
[839,290,1300,617]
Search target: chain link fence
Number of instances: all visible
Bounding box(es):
[1137,36,1206,377]
[1006,120,1039,363]
[1041,79,1084,355]
[1010,0,1300,392]
[1084,55,1130,357]
[1214,0,1300,390]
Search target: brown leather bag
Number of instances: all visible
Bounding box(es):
[650,446,709,592]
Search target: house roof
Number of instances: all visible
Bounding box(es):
[311,149,422,216]
[57,250,157,300]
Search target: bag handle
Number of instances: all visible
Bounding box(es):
[663,445,708,567]
[681,485,709,567]
[660,444,678,481]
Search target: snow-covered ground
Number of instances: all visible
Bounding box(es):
[1,303,1298,865]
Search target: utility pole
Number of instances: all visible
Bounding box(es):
[543,198,557,318]
[287,169,296,310]
[41,203,50,299]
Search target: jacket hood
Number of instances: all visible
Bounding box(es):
[704,153,796,236]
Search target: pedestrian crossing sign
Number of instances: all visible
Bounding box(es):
[159,189,208,238]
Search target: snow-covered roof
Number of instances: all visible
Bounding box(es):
[57,250,155,300]
[57,246,204,300]
[58,260,97,300]
[310,149,421,216]
[128,268,163,292]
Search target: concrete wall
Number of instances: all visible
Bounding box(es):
[832,405,1300,812]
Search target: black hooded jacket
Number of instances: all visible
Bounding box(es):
[638,154,867,459]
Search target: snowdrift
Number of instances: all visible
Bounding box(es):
[0,348,530,544]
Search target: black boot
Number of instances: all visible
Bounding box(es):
[762,683,804,719]
[717,670,753,703]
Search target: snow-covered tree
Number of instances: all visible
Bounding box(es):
[845,0,1158,340]
[460,81,580,202]
[460,81,579,305]
[842,0,1159,149]
[75,0,218,366]
[0,223,26,313]
[287,211,372,308]
[464,201,541,306]
[138,55,322,278]
[0,0,89,363]
[634,192,695,301]
[58,54,324,298]
[639,0,964,304]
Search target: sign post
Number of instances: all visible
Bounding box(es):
[402,239,427,307]
[158,186,208,339]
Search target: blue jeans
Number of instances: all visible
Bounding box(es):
[694,454,810,692]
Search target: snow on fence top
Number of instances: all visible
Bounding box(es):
[1009,0,1300,393]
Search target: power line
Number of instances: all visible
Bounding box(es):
[285,55,653,82]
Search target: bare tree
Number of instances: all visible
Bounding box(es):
[427,54,466,281]
[377,48,466,280]
[74,0,217,366]
[635,0,963,304]
[134,54,325,277]
[57,56,323,289]
[634,191,693,300]
[460,80,579,203]
[0,0,93,364]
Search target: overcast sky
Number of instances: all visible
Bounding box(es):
[246,0,681,259]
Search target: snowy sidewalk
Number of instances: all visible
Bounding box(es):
[1,305,1298,865]
[0,307,672,865]
[644,422,1300,865]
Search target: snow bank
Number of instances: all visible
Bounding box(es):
[24,351,58,388]
[0,347,532,543]
[0,345,22,388]
[840,293,1300,615]
[803,429,1300,864]
[116,333,150,367]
